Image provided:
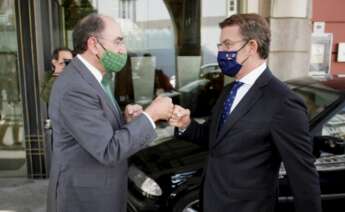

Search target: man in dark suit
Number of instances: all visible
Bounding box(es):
[47,14,174,212]
[169,14,321,212]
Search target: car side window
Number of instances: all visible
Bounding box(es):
[290,86,338,120]
[312,105,345,170]
[322,106,345,140]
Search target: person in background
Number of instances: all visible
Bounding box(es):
[40,47,73,103]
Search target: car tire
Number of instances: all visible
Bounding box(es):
[172,190,200,212]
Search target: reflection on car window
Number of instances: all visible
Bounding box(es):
[322,106,345,140]
[290,86,339,120]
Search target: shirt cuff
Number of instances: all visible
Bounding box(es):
[142,112,156,129]
[178,128,186,135]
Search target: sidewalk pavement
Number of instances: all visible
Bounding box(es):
[0,178,48,212]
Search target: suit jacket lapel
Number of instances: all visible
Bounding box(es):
[71,58,123,125]
[210,84,234,142]
[212,69,273,148]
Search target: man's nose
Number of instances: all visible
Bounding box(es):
[118,45,127,54]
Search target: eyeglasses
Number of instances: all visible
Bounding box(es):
[217,39,245,51]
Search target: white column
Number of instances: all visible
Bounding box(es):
[268,0,312,80]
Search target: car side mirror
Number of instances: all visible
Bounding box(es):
[313,136,345,157]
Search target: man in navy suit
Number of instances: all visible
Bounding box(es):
[170,14,321,212]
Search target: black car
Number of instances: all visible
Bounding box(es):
[127,75,345,212]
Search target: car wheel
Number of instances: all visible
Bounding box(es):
[173,190,200,212]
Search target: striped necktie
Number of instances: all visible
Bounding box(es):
[219,81,244,130]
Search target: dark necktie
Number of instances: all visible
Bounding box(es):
[219,81,244,130]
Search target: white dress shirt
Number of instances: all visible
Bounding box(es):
[77,54,156,129]
[178,62,267,133]
[229,62,267,114]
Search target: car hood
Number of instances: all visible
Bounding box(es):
[129,137,207,178]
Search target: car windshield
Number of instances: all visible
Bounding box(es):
[288,84,340,120]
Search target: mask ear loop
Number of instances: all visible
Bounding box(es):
[95,39,106,60]
[237,40,249,52]
[237,40,251,65]
[98,41,107,51]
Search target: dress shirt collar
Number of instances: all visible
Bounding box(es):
[77,54,103,84]
[238,62,267,85]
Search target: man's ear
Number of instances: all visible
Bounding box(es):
[87,36,99,55]
[248,40,258,55]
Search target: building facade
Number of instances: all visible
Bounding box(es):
[312,0,345,76]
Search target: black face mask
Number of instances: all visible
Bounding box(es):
[63,59,71,66]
